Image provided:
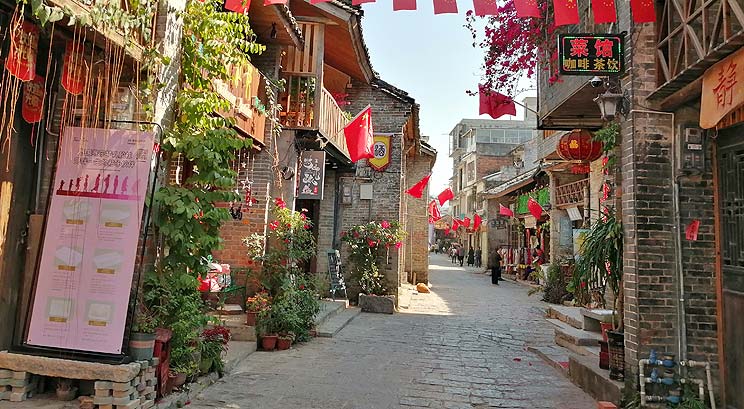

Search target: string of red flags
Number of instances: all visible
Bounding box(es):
[591,0,616,24]
[462,217,471,228]
[393,0,417,11]
[437,188,454,206]
[479,85,517,120]
[343,105,375,163]
[499,204,514,217]
[452,218,461,230]
[406,174,431,198]
[514,0,540,17]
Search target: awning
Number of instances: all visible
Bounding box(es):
[483,167,539,199]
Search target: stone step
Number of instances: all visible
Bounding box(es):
[314,299,349,328]
[548,319,602,347]
[527,345,569,377]
[556,336,602,358]
[569,351,623,404]
[580,308,616,332]
[547,305,584,330]
[223,340,257,374]
[316,307,361,338]
[209,315,256,342]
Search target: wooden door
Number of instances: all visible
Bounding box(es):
[717,133,744,409]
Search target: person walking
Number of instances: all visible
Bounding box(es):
[450,246,457,264]
[467,247,475,266]
[491,248,503,285]
[457,245,465,267]
[474,248,482,268]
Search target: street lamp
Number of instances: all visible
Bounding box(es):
[594,92,626,121]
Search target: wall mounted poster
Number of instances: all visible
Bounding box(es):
[26,127,154,355]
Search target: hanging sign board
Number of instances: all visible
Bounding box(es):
[700,46,744,129]
[368,135,391,172]
[558,34,624,76]
[22,75,45,123]
[5,20,39,82]
[26,127,155,355]
[297,150,325,200]
[61,42,87,95]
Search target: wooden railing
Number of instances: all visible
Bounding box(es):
[319,87,349,155]
[555,178,588,208]
[213,60,268,144]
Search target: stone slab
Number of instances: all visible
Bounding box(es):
[358,294,395,314]
[314,300,347,328]
[580,308,616,332]
[527,345,569,376]
[549,319,602,347]
[568,353,623,404]
[0,352,139,383]
[208,316,256,342]
[316,307,361,337]
[547,305,584,330]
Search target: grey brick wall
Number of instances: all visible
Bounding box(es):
[404,152,435,284]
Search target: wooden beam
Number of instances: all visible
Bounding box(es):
[657,76,703,110]
[294,16,339,25]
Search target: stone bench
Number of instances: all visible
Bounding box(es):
[580,308,616,332]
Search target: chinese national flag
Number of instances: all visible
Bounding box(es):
[406,174,431,198]
[393,0,416,10]
[343,106,375,163]
[479,86,517,119]
[263,0,286,5]
[473,214,482,230]
[527,197,543,220]
[499,204,514,217]
[452,218,461,230]
[630,0,656,23]
[591,0,616,24]
[445,227,451,235]
[514,0,540,17]
[462,217,471,228]
[473,0,498,16]
[433,0,458,14]
[437,188,455,206]
[428,200,442,221]
[225,0,250,13]
[553,0,580,26]
[352,0,375,5]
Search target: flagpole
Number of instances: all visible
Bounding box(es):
[510,98,539,115]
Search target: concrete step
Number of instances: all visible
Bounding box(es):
[548,318,602,347]
[569,351,623,404]
[547,305,584,330]
[316,307,361,338]
[314,299,348,328]
[527,345,570,376]
[209,314,256,342]
[580,308,616,332]
[223,340,257,374]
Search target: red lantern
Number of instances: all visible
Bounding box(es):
[22,75,44,123]
[557,130,603,162]
[5,20,39,82]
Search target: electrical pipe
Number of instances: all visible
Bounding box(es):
[680,360,717,409]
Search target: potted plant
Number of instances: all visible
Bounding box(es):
[245,291,270,326]
[129,307,158,360]
[257,309,278,351]
[277,333,293,350]
[199,326,231,375]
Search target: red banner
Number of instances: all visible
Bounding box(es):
[22,75,45,123]
[62,42,87,95]
[5,20,39,82]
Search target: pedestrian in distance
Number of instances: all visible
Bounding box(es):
[457,246,465,267]
[491,249,503,285]
[474,248,482,268]
[467,247,475,266]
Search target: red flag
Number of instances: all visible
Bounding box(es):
[630,0,656,23]
[514,0,540,17]
[527,197,543,220]
[406,174,431,198]
[393,0,416,10]
[452,218,461,230]
[428,200,442,221]
[473,0,498,16]
[437,188,454,206]
[473,214,482,230]
[344,106,374,163]
[499,204,514,217]
[445,227,451,235]
[685,220,700,241]
[591,0,616,24]
[479,86,517,119]
[352,0,374,4]
[263,0,286,4]
[462,217,471,228]
[553,0,580,26]
[225,0,250,12]
[433,0,458,14]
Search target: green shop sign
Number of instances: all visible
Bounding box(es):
[558,33,624,76]
[516,187,550,215]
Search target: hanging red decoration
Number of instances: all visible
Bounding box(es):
[630,0,656,23]
[433,0,458,14]
[428,200,442,222]
[557,129,603,162]
[514,0,540,17]
[473,214,482,230]
[393,0,416,10]
[473,0,499,16]
[62,42,87,95]
[499,204,514,217]
[462,217,471,228]
[225,0,250,13]
[437,188,454,206]
[527,197,543,219]
[570,164,591,174]
[553,0,580,26]
[5,20,39,82]
[591,0,617,24]
[22,75,44,123]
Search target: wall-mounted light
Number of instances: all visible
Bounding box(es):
[594,91,626,121]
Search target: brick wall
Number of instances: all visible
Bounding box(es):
[404,152,435,284]
[476,155,513,180]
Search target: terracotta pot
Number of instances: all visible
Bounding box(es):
[173,372,188,387]
[261,334,278,351]
[245,311,258,326]
[277,337,291,350]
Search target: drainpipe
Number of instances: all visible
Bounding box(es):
[629,109,686,365]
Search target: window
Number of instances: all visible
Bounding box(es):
[466,161,476,184]
[490,129,505,143]
[505,130,519,144]
[519,130,534,141]
[476,130,490,143]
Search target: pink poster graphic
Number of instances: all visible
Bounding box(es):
[26,127,155,354]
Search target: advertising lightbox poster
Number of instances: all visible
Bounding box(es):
[26,127,154,355]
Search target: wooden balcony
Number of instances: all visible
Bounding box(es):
[555,179,588,208]
[214,60,268,144]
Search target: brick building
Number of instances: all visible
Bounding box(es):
[536,1,743,406]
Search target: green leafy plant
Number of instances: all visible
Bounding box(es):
[341,220,406,296]
[132,306,157,334]
[199,326,230,375]
[675,384,707,409]
[541,262,571,304]
[245,291,271,313]
[593,122,620,172]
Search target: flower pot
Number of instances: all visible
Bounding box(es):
[173,372,188,387]
[199,357,213,374]
[56,386,78,401]
[245,311,258,326]
[277,337,291,350]
[261,334,278,351]
[600,322,614,342]
[129,332,156,360]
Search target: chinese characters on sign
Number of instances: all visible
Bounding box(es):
[558,34,624,76]
[297,151,325,200]
[368,135,392,172]
[700,46,744,129]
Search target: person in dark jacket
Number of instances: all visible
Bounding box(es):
[491,249,503,285]
[457,246,465,266]
[467,247,475,266]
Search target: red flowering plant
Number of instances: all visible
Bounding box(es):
[341,220,406,296]
[465,0,559,96]
[245,291,271,313]
[199,325,231,374]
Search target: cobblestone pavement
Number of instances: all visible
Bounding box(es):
[190,254,595,409]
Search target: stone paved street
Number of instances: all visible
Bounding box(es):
[190,254,596,409]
